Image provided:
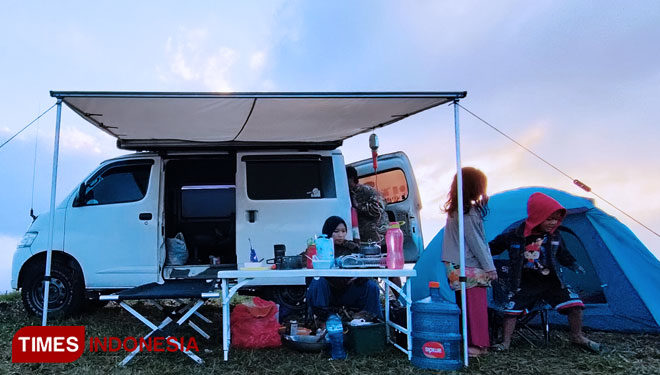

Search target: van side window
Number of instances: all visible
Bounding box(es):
[358,168,409,204]
[244,156,336,200]
[78,164,151,206]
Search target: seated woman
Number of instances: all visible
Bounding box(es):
[306,216,383,322]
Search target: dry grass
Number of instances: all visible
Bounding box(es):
[1,292,658,375]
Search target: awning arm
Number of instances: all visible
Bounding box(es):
[42,99,63,326]
[453,99,469,367]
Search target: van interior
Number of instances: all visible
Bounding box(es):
[164,156,237,268]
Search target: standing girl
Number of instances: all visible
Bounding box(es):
[441,167,497,357]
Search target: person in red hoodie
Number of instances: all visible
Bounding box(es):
[489,192,601,352]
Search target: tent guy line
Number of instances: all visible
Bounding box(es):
[457,103,660,239]
[0,103,56,151]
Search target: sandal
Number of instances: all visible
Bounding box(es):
[571,339,602,353]
[468,346,488,358]
[491,343,510,352]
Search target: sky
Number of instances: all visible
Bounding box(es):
[1,1,659,292]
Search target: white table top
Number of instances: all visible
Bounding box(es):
[217,268,416,279]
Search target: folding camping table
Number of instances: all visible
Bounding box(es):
[217,268,416,361]
[99,279,220,366]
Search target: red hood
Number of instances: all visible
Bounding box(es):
[524,192,566,237]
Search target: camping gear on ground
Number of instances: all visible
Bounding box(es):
[282,334,331,352]
[345,321,385,355]
[289,320,299,336]
[166,232,189,266]
[336,253,386,268]
[306,238,317,269]
[315,235,335,260]
[410,187,660,333]
[326,313,347,360]
[98,279,218,366]
[386,222,405,269]
[231,296,281,349]
[410,281,462,371]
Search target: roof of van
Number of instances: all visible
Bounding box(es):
[50,91,466,150]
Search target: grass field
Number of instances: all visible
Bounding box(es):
[1,292,658,374]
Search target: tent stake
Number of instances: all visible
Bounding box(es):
[42,99,62,326]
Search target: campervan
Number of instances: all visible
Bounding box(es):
[11,91,465,316]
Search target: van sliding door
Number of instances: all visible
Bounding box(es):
[235,151,351,284]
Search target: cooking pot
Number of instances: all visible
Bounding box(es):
[266,255,304,269]
[359,242,381,256]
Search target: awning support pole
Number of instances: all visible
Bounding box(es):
[453,99,468,367]
[42,99,63,326]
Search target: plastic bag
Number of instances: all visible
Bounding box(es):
[231,296,281,348]
[166,232,189,265]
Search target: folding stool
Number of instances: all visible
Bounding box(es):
[100,279,220,366]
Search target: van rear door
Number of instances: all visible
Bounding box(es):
[349,151,423,262]
[235,150,351,284]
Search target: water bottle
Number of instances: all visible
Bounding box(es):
[386,222,404,269]
[326,314,346,360]
[289,320,298,336]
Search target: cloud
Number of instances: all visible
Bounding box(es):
[201,47,238,91]
[250,51,267,71]
[156,2,304,92]
[160,27,246,91]
[59,126,103,154]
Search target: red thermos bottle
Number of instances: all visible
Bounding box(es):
[306,238,316,269]
[386,222,404,269]
[351,207,361,243]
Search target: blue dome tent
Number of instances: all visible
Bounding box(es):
[411,187,660,333]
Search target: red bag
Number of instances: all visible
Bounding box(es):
[230,297,281,348]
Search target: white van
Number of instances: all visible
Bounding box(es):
[11,91,465,316]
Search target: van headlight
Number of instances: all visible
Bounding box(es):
[18,232,38,248]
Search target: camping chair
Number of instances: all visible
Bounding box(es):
[99,279,220,366]
[488,264,551,348]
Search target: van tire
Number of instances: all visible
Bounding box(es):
[21,260,85,318]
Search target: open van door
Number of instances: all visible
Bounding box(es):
[235,150,352,284]
[349,152,423,262]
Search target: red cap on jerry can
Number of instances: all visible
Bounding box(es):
[429,281,440,288]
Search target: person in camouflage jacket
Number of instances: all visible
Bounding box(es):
[346,166,389,244]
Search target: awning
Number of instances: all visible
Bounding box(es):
[50,91,466,149]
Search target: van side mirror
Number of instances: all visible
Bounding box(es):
[73,183,87,207]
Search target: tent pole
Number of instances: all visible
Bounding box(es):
[453,99,468,366]
[41,99,63,326]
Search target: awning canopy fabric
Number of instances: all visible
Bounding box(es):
[51,91,466,149]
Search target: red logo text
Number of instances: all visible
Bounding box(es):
[422,341,446,359]
[12,326,85,363]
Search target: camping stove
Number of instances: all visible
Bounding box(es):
[337,253,387,268]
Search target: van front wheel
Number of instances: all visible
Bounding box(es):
[21,260,85,318]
